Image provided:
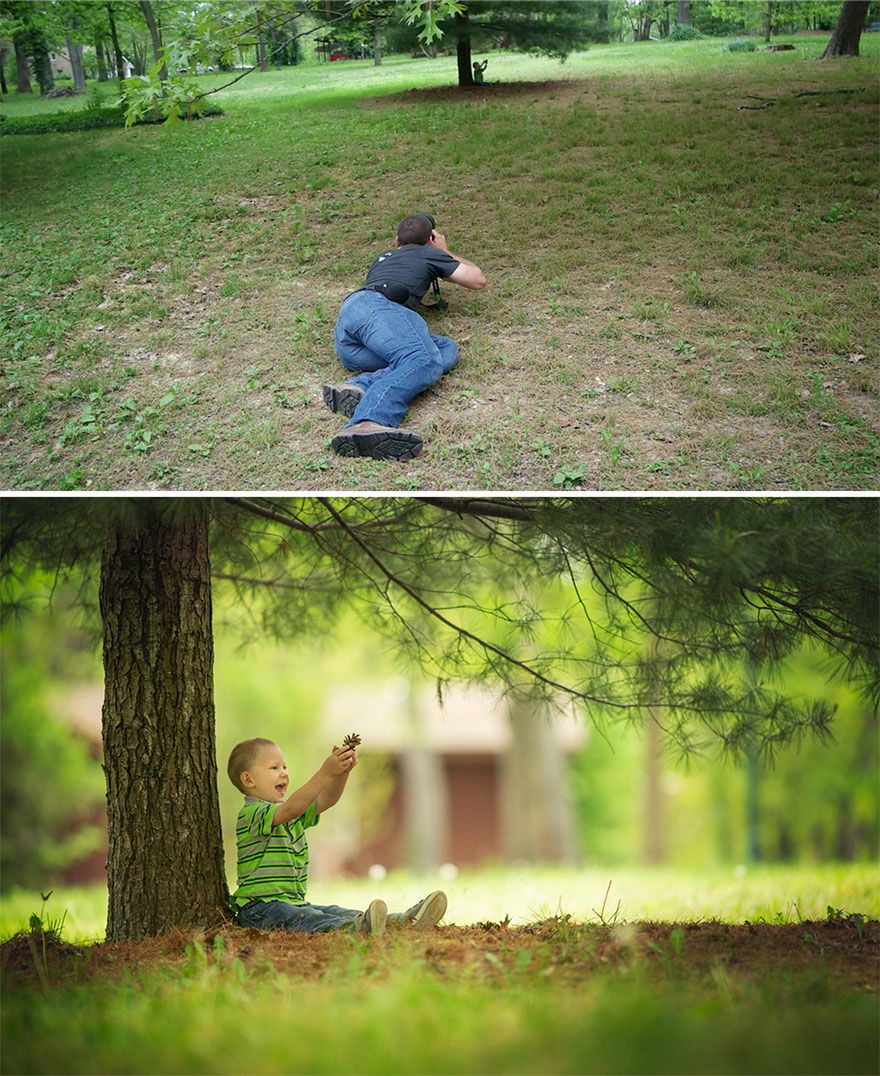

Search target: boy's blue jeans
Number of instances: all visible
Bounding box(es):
[235,898,407,934]
[333,290,458,429]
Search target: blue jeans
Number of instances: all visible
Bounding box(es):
[235,899,407,934]
[334,290,458,428]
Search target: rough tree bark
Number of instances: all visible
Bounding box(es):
[821,0,869,57]
[455,12,474,87]
[100,506,229,942]
[65,33,86,94]
[13,33,31,93]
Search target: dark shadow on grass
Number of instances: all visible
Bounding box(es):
[362,78,589,107]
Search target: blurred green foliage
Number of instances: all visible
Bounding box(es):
[0,574,104,892]
[571,645,878,866]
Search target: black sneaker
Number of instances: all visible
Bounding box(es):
[331,421,423,461]
[322,382,364,419]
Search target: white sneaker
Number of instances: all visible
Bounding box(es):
[406,890,447,930]
[358,898,387,936]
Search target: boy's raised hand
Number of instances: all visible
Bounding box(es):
[320,745,356,778]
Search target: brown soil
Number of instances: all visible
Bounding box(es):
[4,918,877,993]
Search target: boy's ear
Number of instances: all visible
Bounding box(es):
[240,770,255,790]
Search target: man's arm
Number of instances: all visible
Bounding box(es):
[273,746,353,826]
[430,232,487,290]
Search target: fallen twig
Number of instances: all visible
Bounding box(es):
[738,86,865,110]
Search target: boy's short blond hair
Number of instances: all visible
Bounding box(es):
[227,738,276,794]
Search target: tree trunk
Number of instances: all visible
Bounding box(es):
[597,1,610,42]
[501,693,577,863]
[13,34,31,93]
[95,36,109,81]
[100,504,229,942]
[29,31,54,95]
[373,19,382,66]
[821,0,868,58]
[643,715,664,864]
[106,5,126,84]
[0,45,8,94]
[764,2,773,43]
[676,0,690,26]
[139,0,168,86]
[256,10,268,71]
[455,13,473,87]
[66,34,86,94]
[744,742,762,862]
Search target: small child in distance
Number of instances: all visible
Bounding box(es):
[472,59,489,84]
[228,737,446,935]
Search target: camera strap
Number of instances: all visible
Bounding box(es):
[422,278,448,311]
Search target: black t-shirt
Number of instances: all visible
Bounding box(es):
[363,244,460,310]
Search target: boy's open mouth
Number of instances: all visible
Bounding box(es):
[275,783,287,795]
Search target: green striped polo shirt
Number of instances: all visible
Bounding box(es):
[231,797,320,909]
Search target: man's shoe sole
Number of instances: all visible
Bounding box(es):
[331,429,423,461]
[322,384,363,419]
[410,891,447,931]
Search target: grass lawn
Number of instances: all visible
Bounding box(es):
[1,865,878,1074]
[1,38,878,491]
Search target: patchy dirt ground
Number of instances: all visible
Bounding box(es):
[4,918,878,993]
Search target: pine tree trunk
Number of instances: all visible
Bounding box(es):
[13,34,31,93]
[821,0,868,57]
[455,13,473,87]
[100,505,229,942]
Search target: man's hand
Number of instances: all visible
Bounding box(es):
[429,230,449,253]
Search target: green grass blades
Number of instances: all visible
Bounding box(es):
[2,864,878,943]
[2,929,877,1075]
[2,38,878,490]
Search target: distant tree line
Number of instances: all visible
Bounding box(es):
[2,1,876,101]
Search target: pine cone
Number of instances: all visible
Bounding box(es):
[342,732,361,750]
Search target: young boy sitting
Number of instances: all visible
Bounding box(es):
[227,737,447,936]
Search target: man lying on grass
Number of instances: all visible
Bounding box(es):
[228,736,446,935]
[323,213,487,461]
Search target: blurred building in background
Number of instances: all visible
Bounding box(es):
[316,680,585,878]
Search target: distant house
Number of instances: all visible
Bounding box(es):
[50,48,135,79]
[317,682,586,878]
[56,679,587,885]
